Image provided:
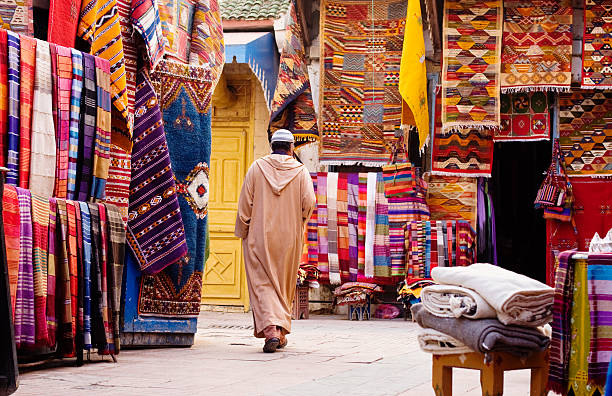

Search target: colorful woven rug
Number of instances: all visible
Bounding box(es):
[158,0,195,63]
[131,0,165,68]
[587,254,612,386]
[139,61,212,317]
[558,90,612,177]
[0,0,33,35]
[432,95,494,177]
[496,91,549,142]
[583,1,612,89]
[269,0,318,147]
[19,36,36,190]
[31,194,49,346]
[426,175,478,228]
[104,145,131,221]
[189,0,224,87]
[15,187,34,348]
[501,0,572,92]
[319,0,406,166]
[47,0,82,48]
[442,0,502,131]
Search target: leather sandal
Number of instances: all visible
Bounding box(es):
[263,338,280,353]
[277,337,288,349]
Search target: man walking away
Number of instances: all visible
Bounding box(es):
[234,129,316,353]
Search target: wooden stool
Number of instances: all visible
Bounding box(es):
[347,295,371,321]
[292,286,309,320]
[432,350,549,396]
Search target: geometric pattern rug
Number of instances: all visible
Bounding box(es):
[425,174,478,228]
[583,0,612,89]
[496,91,549,142]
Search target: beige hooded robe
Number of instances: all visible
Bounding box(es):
[235,154,316,337]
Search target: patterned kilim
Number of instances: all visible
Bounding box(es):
[47,0,82,48]
[158,0,195,63]
[319,0,406,165]
[317,172,329,277]
[116,0,136,116]
[15,188,34,348]
[68,50,83,199]
[55,199,74,356]
[558,90,612,176]
[426,175,478,228]
[269,0,318,146]
[140,61,212,317]
[307,173,319,269]
[76,53,96,201]
[105,203,125,352]
[0,0,33,35]
[131,0,165,68]
[53,46,72,199]
[587,254,612,386]
[0,30,7,168]
[496,91,549,141]
[31,194,50,346]
[6,31,19,186]
[190,0,225,86]
[3,185,19,317]
[583,1,612,89]
[442,0,502,131]
[104,145,131,221]
[19,36,36,190]
[432,95,494,177]
[78,202,92,349]
[501,0,572,92]
[127,70,188,275]
[91,57,112,199]
[373,173,390,278]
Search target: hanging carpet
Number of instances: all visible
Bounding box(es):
[583,0,612,89]
[426,175,478,228]
[496,91,549,142]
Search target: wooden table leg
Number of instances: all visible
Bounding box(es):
[480,360,503,396]
[432,358,453,396]
[529,367,547,396]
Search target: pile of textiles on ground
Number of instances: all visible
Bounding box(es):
[4,184,126,360]
[0,28,115,202]
[405,220,476,279]
[297,264,319,288]
[333,282,383,306]
[307,171,430,285]
[412,264,553,357]
[397,278,435,318]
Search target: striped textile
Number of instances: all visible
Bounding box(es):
[126,70,187,274]
[116,0,136,114]
[357,173,367,274]
[55,199,74,356]
[87,203,105,349]
[6,31,20,186]
[49,44,58,129]
[104,145,131,220]
[3,185,20,318]
[78,0,132,151]
[19,36,36,189]
[68,50,84,199]
[77,53,97,201]
[0,30,7,167]
[96,203,115,355]
[316,172,328,276]
[105,203,125,352]
[373,173,390,278]
[65,200,79,356]
[78,202,92,349]
[73,199,84,356]
[549,250,578,394]
[307,174,318,268]
[53,46,72,199]
[364,173,377,278]
[337,173,350,282]
[131,0,165,68]
[587,254,612,386]
[91,57,112,200]
[46,198,58,346]
[31,194,50,346]
[189,0,225,85]
[15,187,34,347]
[47,0,82,48]
[30,40,57,197]
[327,172,339,284]
[388,198,408,277]
[382,165,416,198]
[347,173,359,281]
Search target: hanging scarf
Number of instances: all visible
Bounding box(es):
[104,144,131,220]
[189,0,224,85]
[76,53,97,201]
[19,36,36,189]
[105,203,125,352]
[127,70,187,274]
[337,173,350,282]
[587,254,612,386]
[130,0,165,68]
[78,0,131,150]
[15,187,34,348]
[54,46,72,199]
[347,173,359,281]
[316,172,328,277]
[91,57,112,200]
[373,173,390,278]
[73,199,84,358]
[67,50,83,200]
[55,199,74,356]
[78,202,92,349]
[65,200,79,355]
[0,30,7,168]
[46,198,58,346]
[327,172,340,284]
[357,173,367,275]
[6,31,20,186]
[31,193,50,346]
[364,172,377,278]
[30,40,57,197]
[96,203,115,354]
[3,185,20,317]
[87,203,105,351]
[307,174,318,268]
[47,0,83,48]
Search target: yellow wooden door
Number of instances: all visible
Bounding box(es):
[202,74,253,310]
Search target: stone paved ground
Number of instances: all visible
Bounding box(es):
[15,311,540,395]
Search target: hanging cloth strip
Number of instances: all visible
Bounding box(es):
[130,0,166,68]
[91,57,112,200]
[364,172,377,278]
[53,46,72,199]
[0,30,7,168]
[105,203,125,351]
[73,199,84,358]
[3,184,20,317]
[65,200,79,356]
[96,203,115,355]
[47,0,83,48]
[77,202,92,349]
[316,172,328,277]
[19,36,36,189]
[76,54,97,201]
[347,173,359,282]
[587,254,612,386]
[46,198,58,346]
[306,173,318,269]
[337,173,350,282]
[357,173,367,274]
[15,188,34,348]
[104,145,131,220]
[373,173,390,278]
[55,199,74,357]
[327,172,340,284]
[31,194,50,346]
[6,31,20,186]
[30,40,57,198]
[68,50,84,200]
[87,203,106,351]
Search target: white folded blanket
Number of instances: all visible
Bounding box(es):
[431,264,554,327]
[417,328,474,355]
[421,284,496,319]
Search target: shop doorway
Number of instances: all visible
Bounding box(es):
[490,141,552,283]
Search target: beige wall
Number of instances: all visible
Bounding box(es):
[252,80,270,161]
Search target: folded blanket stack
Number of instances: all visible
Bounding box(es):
[414,263,554,356]
[333,282,383,306]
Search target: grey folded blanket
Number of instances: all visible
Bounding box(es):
[411,303,550,357]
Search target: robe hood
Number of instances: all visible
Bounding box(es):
[256,154,304,195]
